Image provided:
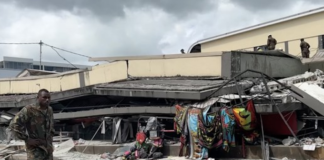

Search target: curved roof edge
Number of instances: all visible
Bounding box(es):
[187,6,324,53]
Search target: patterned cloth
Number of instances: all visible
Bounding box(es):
[174,105,189,134]
[174,102,239,158]
[9,103,55,160]
[220,108,236,152]
[188,108,208,160]
[197,106,221,149]
[174,105,189,157]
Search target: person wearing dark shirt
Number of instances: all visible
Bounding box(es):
[300,38,311,58]
[267,35,277,50]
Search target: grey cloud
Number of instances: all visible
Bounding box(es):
[4,0,215,19]
[229,0,323,11]
[0,4,177,65]
[0,0,323,67]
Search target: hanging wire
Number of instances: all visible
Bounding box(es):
[43,43,91,58]
[50,47,78,69]
[0,41,91,60]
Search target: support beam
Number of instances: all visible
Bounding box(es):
[0,86,93,108]
[54,106,175,120]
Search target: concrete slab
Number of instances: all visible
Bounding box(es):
[0,79,252,107]
[53,139,75,155]
[94,80,253,100]
[250,70,323,93]
[221,51,307,79]
[291,82,324,116]
[255,102,303,113]
[54,106,175,120]
[96,79,226,91]
[0,86,93,108]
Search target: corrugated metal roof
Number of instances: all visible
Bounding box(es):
[32,60,89,68]
[3,56,33,63]
[188,6,324,53]
[0,69,22,78]
[1,56,89,69]
[16,69,58,78]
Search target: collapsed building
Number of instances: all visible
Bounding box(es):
[1,50,324,159]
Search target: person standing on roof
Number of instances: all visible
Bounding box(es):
[300,38,311,58]
[9,89,55,160]
[267,35,277,50]
[180,49,185,54]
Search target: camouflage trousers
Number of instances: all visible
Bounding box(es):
[267,46,275,50]
[302,50,310,58]
[26,147,53,160]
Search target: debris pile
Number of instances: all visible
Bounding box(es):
[2,69,324,160]
[171,69,324,159]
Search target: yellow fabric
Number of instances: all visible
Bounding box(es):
[233,108,252,131]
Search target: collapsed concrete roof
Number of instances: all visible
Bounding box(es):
[0,78,254,108]
[0,74,306,122]
[0,50,318,95]
[0,50,321,123]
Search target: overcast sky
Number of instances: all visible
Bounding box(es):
[0,0,323,66]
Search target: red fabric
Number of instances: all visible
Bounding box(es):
[245,100,258,129]
[179,135,185,156]
[136,132,146,144]
[261,112,297,135]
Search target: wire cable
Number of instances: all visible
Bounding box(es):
[0,42,90,59]
[0,42,39,45]
[43,43,91,58]
[50,47,78,69]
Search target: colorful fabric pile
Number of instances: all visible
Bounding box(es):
[174,99,260,159]
[174,104,223,160]
[188,108,209,159]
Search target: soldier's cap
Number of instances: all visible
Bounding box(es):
[268,35,272,37]
[301,38,304,41]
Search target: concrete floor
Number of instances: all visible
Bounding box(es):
[3,141,324,160]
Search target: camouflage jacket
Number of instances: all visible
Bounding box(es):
[267,38,277,47]
[300,41,310,50]
[9,103,55,153]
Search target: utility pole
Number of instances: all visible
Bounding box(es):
[39,40,43,70]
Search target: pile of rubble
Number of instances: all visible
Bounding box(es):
[2,69,324,160]
[171,69,324,159]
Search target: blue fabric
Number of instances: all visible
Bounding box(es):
[221,108,236,152]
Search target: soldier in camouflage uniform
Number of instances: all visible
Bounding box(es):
[300,38,311,58]
[267,35,277,50]
[9,89,55,160]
